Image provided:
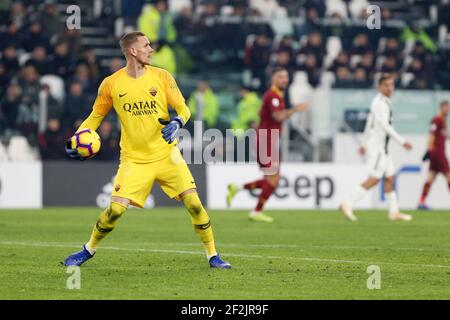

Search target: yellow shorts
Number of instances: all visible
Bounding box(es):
[112,148,196,208]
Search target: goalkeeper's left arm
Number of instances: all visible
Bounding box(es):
[158,70,192,144]
[158,102,191,144]
[171,102,191,125]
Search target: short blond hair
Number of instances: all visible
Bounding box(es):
[119,31,146,54]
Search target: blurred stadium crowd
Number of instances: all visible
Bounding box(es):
[0,0,450,161]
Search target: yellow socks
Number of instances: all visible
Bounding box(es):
[86,202,127,251]
[182,193,217,259]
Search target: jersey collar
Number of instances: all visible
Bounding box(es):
[271,85,284,98]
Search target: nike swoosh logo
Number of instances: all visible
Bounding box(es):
[119,93,127,97]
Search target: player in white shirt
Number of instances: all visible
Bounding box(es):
[339,73,413,221]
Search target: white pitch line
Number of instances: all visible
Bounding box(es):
[3,240,447,253]
[1,240,450,270]
[163,242,450,253]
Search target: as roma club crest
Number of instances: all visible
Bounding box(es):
[115,184,121,192]
[149,87,157,96]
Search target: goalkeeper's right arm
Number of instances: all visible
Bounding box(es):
[66,77,113,159]
[77,110,106,132]
[66,111,108,160]
[65,111,107,160]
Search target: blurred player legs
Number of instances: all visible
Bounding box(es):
[418,100,450,210]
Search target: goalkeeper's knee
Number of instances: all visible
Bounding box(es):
[182,193,210,225]
[98,201,128,229]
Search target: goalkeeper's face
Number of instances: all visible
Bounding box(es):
[132,36,154,65]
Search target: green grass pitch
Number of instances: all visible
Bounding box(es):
[0,208,449,299]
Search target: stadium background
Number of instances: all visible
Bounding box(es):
[0,0,449,210]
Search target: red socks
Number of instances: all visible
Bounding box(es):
[255,181,276,212]
[243,179,277,212]
[420,182,431,204]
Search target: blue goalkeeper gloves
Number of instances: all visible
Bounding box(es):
[158,117,184,144]
[65,138,84,161]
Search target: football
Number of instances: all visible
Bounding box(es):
[71,128,101,159]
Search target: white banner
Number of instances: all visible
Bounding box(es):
[0,162,42,208]
[207,163,374,210]
[207,162,450,210]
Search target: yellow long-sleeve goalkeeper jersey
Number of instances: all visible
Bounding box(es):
[78,65,191,163]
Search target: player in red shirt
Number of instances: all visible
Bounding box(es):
[226,67,308,222]
[418,100,450,210]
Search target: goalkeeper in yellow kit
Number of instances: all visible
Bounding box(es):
[64,31,231,269]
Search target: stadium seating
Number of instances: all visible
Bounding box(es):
[250,0,281,18]
[169,0,192,13]
[348,0,370,18]
[7,136,40,162]
[18,52,31,67]
[40,74,65,103]
[270,7,293,36]
[401,72,415,87]
[324,36,342,69]
[319,71,336,88]
[0,0,449,163]
[0,141,10,162]
[325,0,348,18]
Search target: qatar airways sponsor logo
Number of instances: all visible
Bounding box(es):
[123,101,158,116]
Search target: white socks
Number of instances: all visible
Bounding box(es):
[385,191,399,215]
[85,243,96,255]
[346,185,402,217]
[207,252,218,261]
[346,185,368,206]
